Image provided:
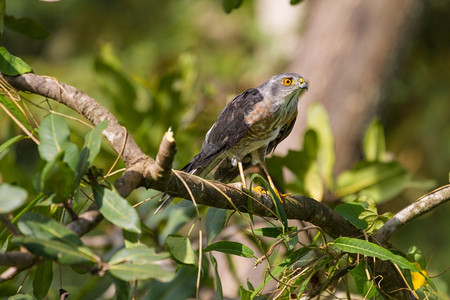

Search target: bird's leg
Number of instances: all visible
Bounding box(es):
[256,153,291,202]
[238,161,247,189]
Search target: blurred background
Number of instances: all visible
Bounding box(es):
[1,0,449,298]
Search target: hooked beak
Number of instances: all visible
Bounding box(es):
[299,80,308,91]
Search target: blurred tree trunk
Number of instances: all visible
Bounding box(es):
[277,0,421,174]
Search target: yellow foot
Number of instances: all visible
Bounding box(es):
[251,186,290,202]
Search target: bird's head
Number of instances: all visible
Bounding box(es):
[259,73,308,102]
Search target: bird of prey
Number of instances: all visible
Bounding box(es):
[156,73,308,213]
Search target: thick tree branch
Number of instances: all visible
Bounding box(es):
[1,72,428,298]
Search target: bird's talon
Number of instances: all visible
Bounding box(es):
[251,186,267,195]
[250,186,286,203]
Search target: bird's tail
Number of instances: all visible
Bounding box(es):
[154,194,173,215]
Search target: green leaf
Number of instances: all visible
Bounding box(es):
[110,276,130,300]
[76,121,107,183]
[334,202,368,230]
[306,103,335,188]
[251,247,313,297]
[0,46,32,75]
[249,174,287,231]
[17,212,99,263]
[290,0,304,4]
[304,161,324,200]
[0,94,33,132]
[251,226,284,238]
[204,241,254,258]
[40,153,76,202]
[109,261,173,281]
[210,254,223,300]
[336,161,410,203]
[239,286,253,300]
[17,211,79,242]
[0,0,4,35]
[7,294,35,300]
[359,205,393,234]
[13,236,96,264]
[165,235,197,265]
[38,114,79,170]
[109,245,170,265]
[0,135,25,157]
[122,229,139,248]
[332,237,420,272]
[407,246,427,270]
[4,15,50,39]
[363,119,386,161]
[143,265,197,300]
[222,0,243,13]
[33,260,53,300]
[0,183,28,213]
[205,207,226,245]
[349,262,378,298]
[108,245,171,282]
[92,184,141,233]
[37,114,67,159]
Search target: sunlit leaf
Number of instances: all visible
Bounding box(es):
[334,202,368,230]
[363,119,386,161]
[0,46,32,75]
[109,244,169,265]
[204,241,254,258]
[17,212,99,263]
[38,114,79,170]
[33,259,53,300]
[239,286,252,300]
[109,262,173,281]
[165,235,197,265]
[92,184,141,233]
[0,183,28,213]
[333,237,419,272]
[306,103,335,188]
[13,236,97,264]
[336,161,410,203]
[304,162,324,200]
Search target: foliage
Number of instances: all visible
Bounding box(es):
[0,1,448,299]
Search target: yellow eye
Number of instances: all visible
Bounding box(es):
[282,78,293,86]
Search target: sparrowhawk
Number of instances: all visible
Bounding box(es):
[156,73,308,213]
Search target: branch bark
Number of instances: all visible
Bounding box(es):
[2,72,447,299]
